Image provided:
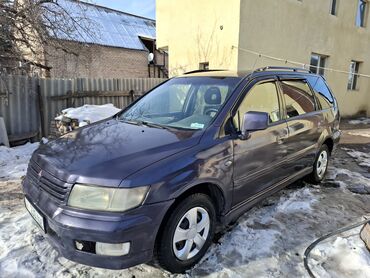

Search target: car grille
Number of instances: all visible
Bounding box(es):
[26,160,72,203]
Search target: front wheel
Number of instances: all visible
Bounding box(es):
[155,193,216,273]
[306,144,330,184]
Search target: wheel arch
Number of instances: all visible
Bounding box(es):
[154,182,226,255]
[322,137,334,154]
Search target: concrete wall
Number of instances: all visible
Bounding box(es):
[156,0,241,76]
[45,41,158,79]
[238,0,370,116]
[157,0,370,116]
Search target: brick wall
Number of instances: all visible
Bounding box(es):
[45,41,154,79]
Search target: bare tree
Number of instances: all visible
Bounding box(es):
[0,0,95,75]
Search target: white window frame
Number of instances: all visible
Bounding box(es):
[347,61,361,91]
[356,0,368,27]
[310,53,328,76]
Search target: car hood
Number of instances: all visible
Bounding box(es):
[32,119,202,187]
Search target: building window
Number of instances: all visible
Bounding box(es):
[356,0,368,27]
[330,0,338,15]
[310,53,327,76]
[348,61,361,90]
[199,62,209,70]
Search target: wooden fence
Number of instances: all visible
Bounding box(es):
[0,75,167,141]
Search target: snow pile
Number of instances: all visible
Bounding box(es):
[0,143,39,181]
[348,117,370,125]
[191,187,321,277]
[310,227,370,278]
[55,104,121,126]
[276,187,317,213]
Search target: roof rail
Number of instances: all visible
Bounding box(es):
[255,66,312,73]
[183,69,227,75]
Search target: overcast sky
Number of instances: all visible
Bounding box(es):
[93,0,156,19]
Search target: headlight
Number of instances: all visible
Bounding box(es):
[68,184,149,212]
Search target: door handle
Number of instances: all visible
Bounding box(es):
[225,160,233,167]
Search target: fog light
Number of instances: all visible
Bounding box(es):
[95,242,130,256]
[76,241,84,250]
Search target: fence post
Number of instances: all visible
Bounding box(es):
[129,89,135,103]
[36,83,46,138]
[0,117,9,147]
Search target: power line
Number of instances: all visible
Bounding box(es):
[232,45,370,78]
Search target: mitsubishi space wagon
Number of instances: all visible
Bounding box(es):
[23,67,341,273]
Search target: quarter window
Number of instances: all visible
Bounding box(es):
[310,53,327,76]
[356,0,368,27]
[306,76,334,109]
[280,80,315,118]
[234,82,281,129]
[348,61,361,90]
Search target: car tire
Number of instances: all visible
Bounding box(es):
[306,144,330,184]
[155,193,216,273]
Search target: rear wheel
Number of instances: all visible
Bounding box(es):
[155,193,216,273]
[306,144,330,184]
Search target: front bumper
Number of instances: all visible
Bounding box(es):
[22,179,174,269]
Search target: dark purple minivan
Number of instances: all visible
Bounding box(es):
[23,67,341,273]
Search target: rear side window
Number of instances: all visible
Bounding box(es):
[307,76,334,109]
[280,80,316,118]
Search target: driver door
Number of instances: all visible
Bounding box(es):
[232,80,289,206]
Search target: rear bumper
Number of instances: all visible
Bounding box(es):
[332,129,341,153]
[22,179,174,269]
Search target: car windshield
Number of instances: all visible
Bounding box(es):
[118,77,240,130]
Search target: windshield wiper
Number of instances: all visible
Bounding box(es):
[139,121,166,129]
[117,118,142,126]
[118,117,166,129]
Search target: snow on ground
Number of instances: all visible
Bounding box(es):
[0,129,370,277]
[348,117,370,125]
[342,147,370,168]
[55,104,121,126]
[310,227,370,278]
[0,143,39,181]
[348,130,370,138]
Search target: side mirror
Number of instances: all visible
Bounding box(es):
[239,111,269,140]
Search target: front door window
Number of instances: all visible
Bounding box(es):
[233,81,281,129]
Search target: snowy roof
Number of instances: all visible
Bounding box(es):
[50,0,156,50]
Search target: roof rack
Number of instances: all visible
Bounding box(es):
[254,66,312,73]
[183,69,227,75]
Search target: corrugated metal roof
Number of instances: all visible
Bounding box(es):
[51,0,156,50]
